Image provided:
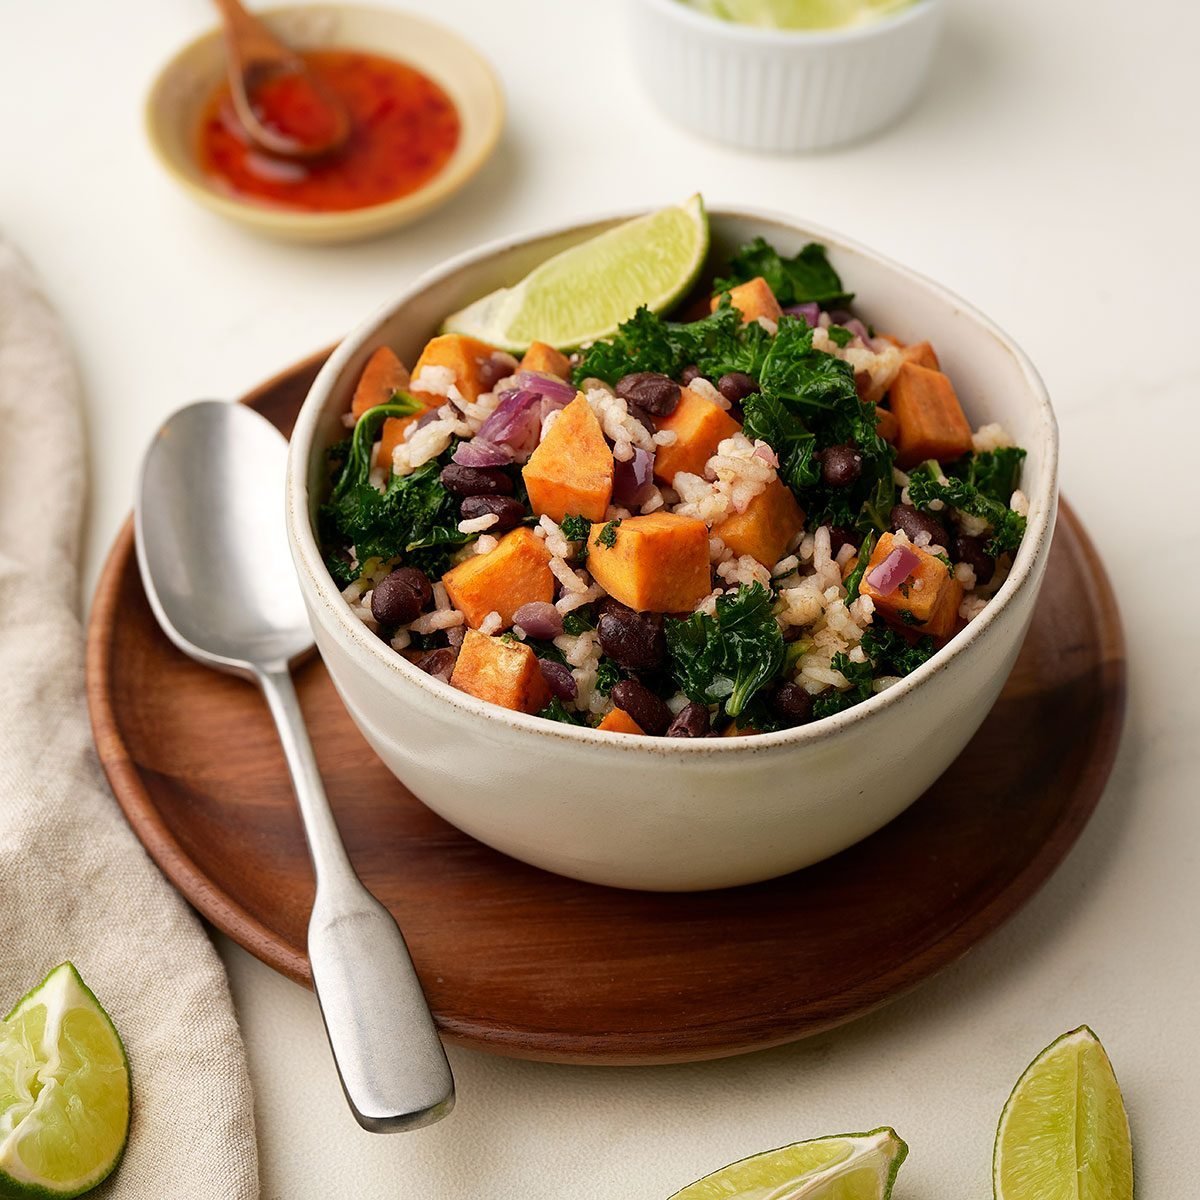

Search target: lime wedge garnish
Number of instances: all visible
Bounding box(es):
[994,1027,1133,1200]
[692,0,913,30]
[0,964,130,1199]
[442,195,709,351]
[670,1128,908,1200]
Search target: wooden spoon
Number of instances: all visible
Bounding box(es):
[212,0,351,159]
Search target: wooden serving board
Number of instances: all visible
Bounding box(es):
[86,351,1126,1066]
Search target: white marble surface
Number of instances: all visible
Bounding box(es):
[3,0,1197,1195]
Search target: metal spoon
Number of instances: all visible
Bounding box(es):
[211,0,350,159]
[134,400,454,1132]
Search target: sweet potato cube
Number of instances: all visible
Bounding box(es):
[586,513,711,613]
[518,341,571,380]
[875,405,900,443]
[412,333,500,404]
[712,477,805,569]
[903,341,940,371]
[860,532,962,637]
[441,527,554,630]
[450,630,551,714]
[352,346,412,419]
[523,394,614,523]
[888,362,974,468]
[652,387,741,484]
[710,276,783,325]
[597,708,645,735]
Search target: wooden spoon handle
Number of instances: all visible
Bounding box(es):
[211,0,297,69]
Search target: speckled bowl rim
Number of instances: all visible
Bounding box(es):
[635,0,943,45]
[143,3,504,239]
[286,203,1059,756]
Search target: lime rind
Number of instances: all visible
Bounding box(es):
[0,964,130,1200]
[691,0,913,30]
[993,1026,1133,1200]
[442,195,709,352]
[670,1127,908,1200]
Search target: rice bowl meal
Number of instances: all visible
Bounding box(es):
[318,211,1030,739]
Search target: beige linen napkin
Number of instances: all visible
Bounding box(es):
[0,240,259,1197]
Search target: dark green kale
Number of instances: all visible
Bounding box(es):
[596,519,622,549]
[842,531,875,603]
[559,514,591,543]
[812,652,874,719]
[907,460,1027,556]
[665,583,784,719]
[594,657,620,696]
[537,699,585,725]
[826,325,854,348]
[319,399,468,581]
[951,447,1027,506]
[860,624,939,677]
[713,239,853,308]
[562,606,596,635]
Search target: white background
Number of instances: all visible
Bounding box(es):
[3,0,1198,1196]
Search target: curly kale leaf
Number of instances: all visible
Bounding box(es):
[713,238,853,308]
[951,447,1027,507]
[860,624,939,677]
[537,698,585,725]
[908,460,1027,556]
[812,652,875,719]
[665,583,784,719]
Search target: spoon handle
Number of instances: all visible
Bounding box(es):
[257,666,455,1132]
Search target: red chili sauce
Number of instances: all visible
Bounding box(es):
[198,49,461,212]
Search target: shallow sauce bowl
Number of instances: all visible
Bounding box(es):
[286,208,1058,891]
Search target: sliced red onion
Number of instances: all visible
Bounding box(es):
[865,545,921,596]
[516,369,577,405]
[539,658,577,701]
[827,308,854,326]
[413,407,442,430]
[612,447,656,507]
[840,317,872,345]
[451,438,512,467]
[753,443,780,468]
[783,302,821,326]
[513,602,563,641]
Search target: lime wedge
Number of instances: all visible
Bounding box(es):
[994,1027,1133,1200]
[0,964,130,1199]
[670,1128,908,1200]
[693,0,912,29]
[442,195,709,351]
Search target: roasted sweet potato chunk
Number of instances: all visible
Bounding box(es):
[888,362,973,468]
[597,708,645,735]
[352,346,412,419]
[902,341,940,371]
[712,477,805,568]
[711,275,783,325]
[412,333,499,404]
[860,532,963,639]
[442,527,554,629]
[875,405,900,444]
[586,513,711,613]
[652,387,741,485]
[523,394,614,523]
[450,630,551,714]
[518,341,572,380]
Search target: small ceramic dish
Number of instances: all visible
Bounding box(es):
[626,0,944,152]
[145,4,504,243]
[285,206,1058,891]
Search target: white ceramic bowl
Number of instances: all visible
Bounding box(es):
[626,0,944,152]
[145,4,503,243]
[286,206,1057,891]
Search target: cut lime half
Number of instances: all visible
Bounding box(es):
[994,1026,1133,1200]
[691,0,914,30]
[670,1128,908,1200]
[0,964,130,1200]
[442,195,709,351]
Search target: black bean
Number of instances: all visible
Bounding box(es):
[539,659,577,701]
[627,404,658,433]
[477,353,516,392]
[440,463,514,497]
[680,364,702,386]
[667,702,711,738]
[717,371,760,404]
[819,444,863,488]
[597,601,666,670]
[414,647,456,680]
[953,534,996,585]
[460,495,525,531]
[611,679,672,736]
[771,682,814,727]
[371,567,433,626]
[890,503,948,548]
[615,371,681,417]
[829,527,859,556]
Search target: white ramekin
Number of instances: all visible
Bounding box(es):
[625,0,944,152]
[285,205,1058,892]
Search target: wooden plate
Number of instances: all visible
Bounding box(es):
[86,351,1126,1066]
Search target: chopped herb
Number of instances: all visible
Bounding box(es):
[843,532,874,602]
[523,638,568,666]
[860,625,938,677]
[899,610,921,627]
[537,698,584,725]
[594,657,620,696]
[665,583,784,718]
[562,607,595,636]
[812,652,874,719]
[559,513,591,543]
[713,239,854,308]
[597,518,622,548]
[908,459,1027,556]
[826,325,854,348]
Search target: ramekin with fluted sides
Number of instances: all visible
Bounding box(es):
[285,206,1057,892]
[626,0,944,152]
